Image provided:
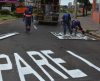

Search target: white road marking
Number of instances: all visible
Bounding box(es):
[14,53,45,81]
[27,51,68,81]
[1,50,95,81]
[41,50,87,78]
[33,25,37,30]
[51,32,96,40]
[0,54,12,81]
[67,51,100,72]
[0,32,19,40]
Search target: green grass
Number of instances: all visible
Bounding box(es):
[0,15,16,21]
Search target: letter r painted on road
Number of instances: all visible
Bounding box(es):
[0,54,12,81]
[27,51,68,81]
[14,53,45,81]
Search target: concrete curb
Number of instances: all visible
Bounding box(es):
[87,32,100,40]
[0,19,16,25]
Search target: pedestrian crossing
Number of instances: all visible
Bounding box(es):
[51,32,96,40]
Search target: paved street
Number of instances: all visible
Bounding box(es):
[0,19,100,81]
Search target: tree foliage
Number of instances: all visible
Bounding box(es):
[77,0,90,6]
[0,3,6,10]
[77,0,91,16]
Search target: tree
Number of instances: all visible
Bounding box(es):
[77,0,90,16]
[0,3,6,10]
[11,3,16,12]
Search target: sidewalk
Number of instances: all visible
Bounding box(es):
[77,16,100,38]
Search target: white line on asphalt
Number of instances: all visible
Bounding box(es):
[33,25,37,30]
[67,51,100,72]
[0,32,19,40]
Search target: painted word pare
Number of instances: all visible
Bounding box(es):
[0,50,87,81]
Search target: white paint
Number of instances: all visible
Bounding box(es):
[67,51,100,72]
[14,53,45,81]
[51,32,96,40]
[33,25,37,30]
[0,54,12,81]
[0,32,19,40]
[41,50,87,78]
[27,51,68,81]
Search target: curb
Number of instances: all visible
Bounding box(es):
[87,32,100,40]
[0,19,16,25]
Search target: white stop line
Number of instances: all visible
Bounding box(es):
[67,51,100,72]
[0,32,19,40]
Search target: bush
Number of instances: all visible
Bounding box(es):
[67,9,74,13]
[0,9,10,15]
[15,13,23,18]
[10,11,16,16]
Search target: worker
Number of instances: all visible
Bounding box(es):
[71,20,85,35]
[23,7,33,33]
[62,12,72,35]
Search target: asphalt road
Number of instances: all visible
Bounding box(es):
[0,19,100,81]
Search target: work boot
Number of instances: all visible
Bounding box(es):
[82,31,85,34]
[26,27,30,33]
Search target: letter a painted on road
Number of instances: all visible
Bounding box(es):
[14,53,45,81]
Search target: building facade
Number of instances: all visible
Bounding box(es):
[0,0,17,3]
[92,0,100,23]
[68,2,72,8]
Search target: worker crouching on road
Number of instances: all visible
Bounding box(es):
[23,7,33,33]
[71,20,85,35]
[62,12,72,35]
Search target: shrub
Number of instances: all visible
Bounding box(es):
[10,11,16,16]
[67,9,74,13]
[0,9,10,15]
[15,13,23,18]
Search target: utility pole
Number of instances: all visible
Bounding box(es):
[74,0,77,18]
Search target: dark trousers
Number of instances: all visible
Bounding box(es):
[63,23,72,35]
[25,18,32,32]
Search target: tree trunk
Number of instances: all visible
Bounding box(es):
[85,6,88,16]
[11,4,16,12]
[83,5,85,16]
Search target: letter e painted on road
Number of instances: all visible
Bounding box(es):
[41,50,87,78]
[0,54,12,81]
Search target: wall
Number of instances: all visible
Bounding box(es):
[92,0,100,23]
